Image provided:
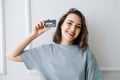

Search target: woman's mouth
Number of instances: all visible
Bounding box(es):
[67,31,75,37]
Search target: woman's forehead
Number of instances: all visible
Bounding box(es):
[65,13,81,24]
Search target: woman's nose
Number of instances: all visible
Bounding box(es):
[70,25,76,32]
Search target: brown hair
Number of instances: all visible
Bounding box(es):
[53,8,88,49]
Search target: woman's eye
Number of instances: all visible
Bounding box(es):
[67,22,72,25]
[76,25,82,29]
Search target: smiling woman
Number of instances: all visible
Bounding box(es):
[0,0,5,75]
[6,8,104,80]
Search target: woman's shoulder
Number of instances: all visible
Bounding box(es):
[82,47,95,58]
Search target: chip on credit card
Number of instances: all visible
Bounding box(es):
[45,19,56,27]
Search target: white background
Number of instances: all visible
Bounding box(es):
[0,0,120,80]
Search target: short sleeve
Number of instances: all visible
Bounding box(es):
[21,46,43,70]
[86,48,104,80]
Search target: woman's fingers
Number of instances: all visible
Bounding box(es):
[41,20,45,27]
[37,20,45,29]
[32,20,50,37]
[35,20,51,30]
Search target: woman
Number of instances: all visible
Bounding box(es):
[6,8,104,80]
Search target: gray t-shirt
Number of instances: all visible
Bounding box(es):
[21,43,104,80]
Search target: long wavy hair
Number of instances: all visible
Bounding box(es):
[53,8,88,50]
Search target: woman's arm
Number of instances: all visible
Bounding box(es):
[6,21,50,62]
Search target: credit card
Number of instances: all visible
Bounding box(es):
[45,19,56,27]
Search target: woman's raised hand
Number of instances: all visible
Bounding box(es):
[31,20,50,38]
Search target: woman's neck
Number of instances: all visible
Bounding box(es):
[60,40,73,45]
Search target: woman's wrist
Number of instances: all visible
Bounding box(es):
[28,33,38,40]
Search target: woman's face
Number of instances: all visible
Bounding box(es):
[61,13,82,45]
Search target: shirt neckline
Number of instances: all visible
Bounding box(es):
[53,42,79,49]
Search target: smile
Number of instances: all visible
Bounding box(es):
[67,31,75,37]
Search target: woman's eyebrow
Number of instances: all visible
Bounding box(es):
[68,20,81,25]
[67,20,73,22]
